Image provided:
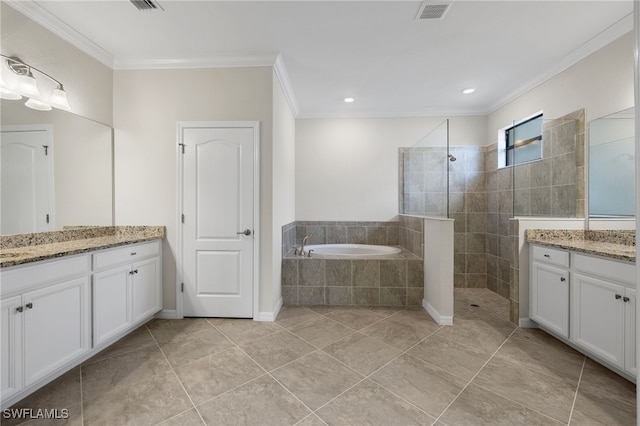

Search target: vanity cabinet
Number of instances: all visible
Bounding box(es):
[92,241,162,347]
[529,244,636,379]
[0,255,90,402]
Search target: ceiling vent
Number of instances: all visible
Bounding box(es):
[416,1,453,20]
[130,0,164,11]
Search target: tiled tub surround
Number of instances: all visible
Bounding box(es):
[0,226,166,268]
[525,229,636,262]
[282,249,424,306]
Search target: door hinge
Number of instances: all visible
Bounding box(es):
[178,143,185,154]
[42,145,49,156]
[45,214,50,224]
[181,214,185,224]
[181,283,184,292]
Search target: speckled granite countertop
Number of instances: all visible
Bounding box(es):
[526,229,635,263]
[0,226,165,268]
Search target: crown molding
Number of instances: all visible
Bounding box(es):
[273,54,299,117]
[4,0,114,68]
[487,12,633,115]
[113,54,279,70]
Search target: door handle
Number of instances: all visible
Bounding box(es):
[237,229,252,236]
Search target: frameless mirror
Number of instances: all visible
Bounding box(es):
[1,99,113,234]
[588,107,635,218]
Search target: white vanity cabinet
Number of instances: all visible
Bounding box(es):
[92,241,162,347]
[1,255,90,402]
[529,243,636,379]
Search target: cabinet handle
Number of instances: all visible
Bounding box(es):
[560,277,566,282]
[615,294,622,300]
[623,296,630,302]
[543,254,550,258]
[16,306,23,313]
[129,269,139,275]
[25,302,33,309]
[131,252,137,256]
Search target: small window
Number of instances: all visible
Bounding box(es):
[499,112,543,168]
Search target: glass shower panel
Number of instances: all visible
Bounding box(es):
[400,119,449,217]
[512,116,580,217]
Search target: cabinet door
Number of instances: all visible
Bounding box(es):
[571,273,625,368]
[22,277,90,387]
[1,296,23,400]
[131,257,162,324]
[530,262,569,338]
[93,265,131,346]
[624,288,636,376]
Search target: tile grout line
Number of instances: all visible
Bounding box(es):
[433,325,518,424]
[144,323,208,426]
[567,356,587,425]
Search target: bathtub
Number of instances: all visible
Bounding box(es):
[303,244,401,257]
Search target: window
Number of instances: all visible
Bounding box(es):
[499,112,543,168]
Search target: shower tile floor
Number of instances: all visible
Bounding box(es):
[6,289,636,425]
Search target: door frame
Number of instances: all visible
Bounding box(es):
[175,121,260,319]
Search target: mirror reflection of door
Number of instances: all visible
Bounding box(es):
[1,125,54,234]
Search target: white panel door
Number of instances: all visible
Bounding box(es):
[1,295,23,401]
[530,262,569,338]
[624,288,636,375]
[131,257,162,323]
[182,126,255,317]
[0,128,53,234]
[92,265,131,346]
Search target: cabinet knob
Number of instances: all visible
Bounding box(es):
[543,254,550,258]
[623,296,630,303]
[560,277,566,282]
[615,294,622,300]
[25,302,33,309]
[131,252,137,256]
[16,306,23,313]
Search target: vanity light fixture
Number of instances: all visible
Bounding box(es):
[0,55,71,111]
[461,88,476,95]
[344,97,355,103]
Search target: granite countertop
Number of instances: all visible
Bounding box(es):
[0,226,165,268]
[526,229,636,263]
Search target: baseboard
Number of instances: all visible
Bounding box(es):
[423,299,454,326]
[155,309,180,319]
[519,318,538,328]
[255,297,283,322]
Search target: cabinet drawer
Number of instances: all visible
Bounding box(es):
[573,253,635,285]
[532,245,569,268]
[93,241,160,271]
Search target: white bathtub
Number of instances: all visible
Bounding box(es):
[303,244,401,257]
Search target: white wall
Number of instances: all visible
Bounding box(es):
[1,3,113,126]
[113,67,278,313]
[295,116,486,221]
[488,32,634,142]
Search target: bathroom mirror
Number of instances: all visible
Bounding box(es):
[588,107,635,218]
[1,99,113,234]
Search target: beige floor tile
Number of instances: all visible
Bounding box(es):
[371,354,466,418]
[156,327,234,367]
[82,370,192,426]
[196,375,311,426]
[294,414,327,426]
[208,318,283,345]
[287,316,355,348]
[321,332,402,375]
[315,379,434,426]
[578,358,636,407]
[435,317,515,354]
[570,387,636,426]
[276,306,322,329]
[323,307,388,330]
[408,334,491,381]
[19,403,83,426]
[361,313,441,351]
[81,347,171,402]
[86,324,157,365]
[174,347,265,405]
[472,357,577,423]
[509,327,581,354]
[439,383,563,426]
[8,367,81,412]
[239,330,315,371]
[365,306,406,316]
[147,318,214,344]
[271,351,363,410]
[156,409,205,426]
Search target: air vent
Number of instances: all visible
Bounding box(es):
[416,1,452,20]
[130,0,164,11]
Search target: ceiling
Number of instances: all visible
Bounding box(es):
[7,0,634,117]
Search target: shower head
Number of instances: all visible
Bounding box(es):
[448,154,456,162]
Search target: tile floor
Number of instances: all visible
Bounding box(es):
[5,289,637,426]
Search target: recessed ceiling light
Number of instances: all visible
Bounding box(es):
[462,88,476,95]
[344,97,355,103]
